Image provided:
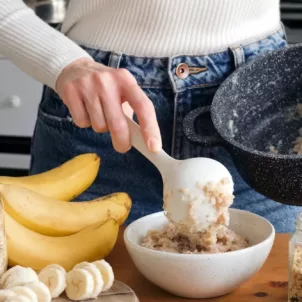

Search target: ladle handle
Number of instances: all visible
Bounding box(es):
[126,116,174,172]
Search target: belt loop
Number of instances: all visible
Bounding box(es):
[168,56,179,94]
[108,51,123,68]
[229,45,245,69]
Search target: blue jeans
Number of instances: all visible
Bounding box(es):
[29,26,299,233]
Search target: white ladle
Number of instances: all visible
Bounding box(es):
[126,117,234,232]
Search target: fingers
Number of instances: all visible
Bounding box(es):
[57,62,162,154]
[97,73,131,153]
[84,96,108,133]
[80,78,108,132]
[61,83,91,128]
[122,102,134,119]
[117,69,162,153]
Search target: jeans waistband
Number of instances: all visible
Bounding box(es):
[80,26,285,93]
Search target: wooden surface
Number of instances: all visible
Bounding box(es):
[107,229,290,302]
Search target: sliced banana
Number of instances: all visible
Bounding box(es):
[0,271,8,289]
[0,266,24,288]
[73,262,90,270]
[73,263,103,297]
[66,268,94,301]
[25,281,51,302]
[5,296,32,302]
[9,286,38,302]
[0,289,16,301]
[1,266,38,289]
[93,260,115,291]
[38,267,66,298]
[0,266,26,288]
[41,264,66,275]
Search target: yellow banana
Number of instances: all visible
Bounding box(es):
[5,213,119,271]
[0,184,131,236]
[0,153,100,201]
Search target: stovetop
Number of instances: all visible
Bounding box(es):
[281,0,302,20]
[279,0,302,43]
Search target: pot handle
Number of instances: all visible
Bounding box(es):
[183,106,225,147]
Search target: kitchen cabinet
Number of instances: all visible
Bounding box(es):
[0,57,43,172]
[0,58,42,137]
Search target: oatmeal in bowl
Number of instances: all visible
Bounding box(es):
[141,223,249,254]
[124,209,275,299]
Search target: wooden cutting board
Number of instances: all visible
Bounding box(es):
[54,280,139,302]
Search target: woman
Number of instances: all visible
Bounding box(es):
[0,0,297,232]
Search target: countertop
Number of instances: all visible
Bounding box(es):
[107,230,289,302]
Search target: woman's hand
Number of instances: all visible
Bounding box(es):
[56,58,161,153]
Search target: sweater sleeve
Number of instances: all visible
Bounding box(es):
[0,0,93,90]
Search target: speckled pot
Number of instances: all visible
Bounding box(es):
[183,44,302,206]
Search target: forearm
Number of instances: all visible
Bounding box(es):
[0,0,92,90]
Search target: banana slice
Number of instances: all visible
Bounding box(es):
[9,286,38,302]
[0,272,8,289]
[5,296,31,302]
[0,289,16,301]
[41,264,66,275]
[0,266,24,288]
[73,261,90,270]
[38,267,66,298]
[66,268,94,301]
[1,266,38,289]
[0,266,27,288]
[93,260,114,291]
[25,281,51,302]
[72,263,103,297]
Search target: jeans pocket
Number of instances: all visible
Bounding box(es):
[38,86,74,129]
[37,107,74,128]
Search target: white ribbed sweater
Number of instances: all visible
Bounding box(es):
[0,0,281,90]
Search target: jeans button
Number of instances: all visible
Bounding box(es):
[176,63,189,79]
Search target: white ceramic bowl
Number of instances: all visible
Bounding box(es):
[124,209,275,299]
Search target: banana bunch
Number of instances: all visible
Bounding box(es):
[0,153,132,272]
[0,184,131,236]
[6,213,119,271]
[0,260,115,301]
[0,153,101,201]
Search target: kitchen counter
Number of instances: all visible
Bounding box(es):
[107,230,289,302]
